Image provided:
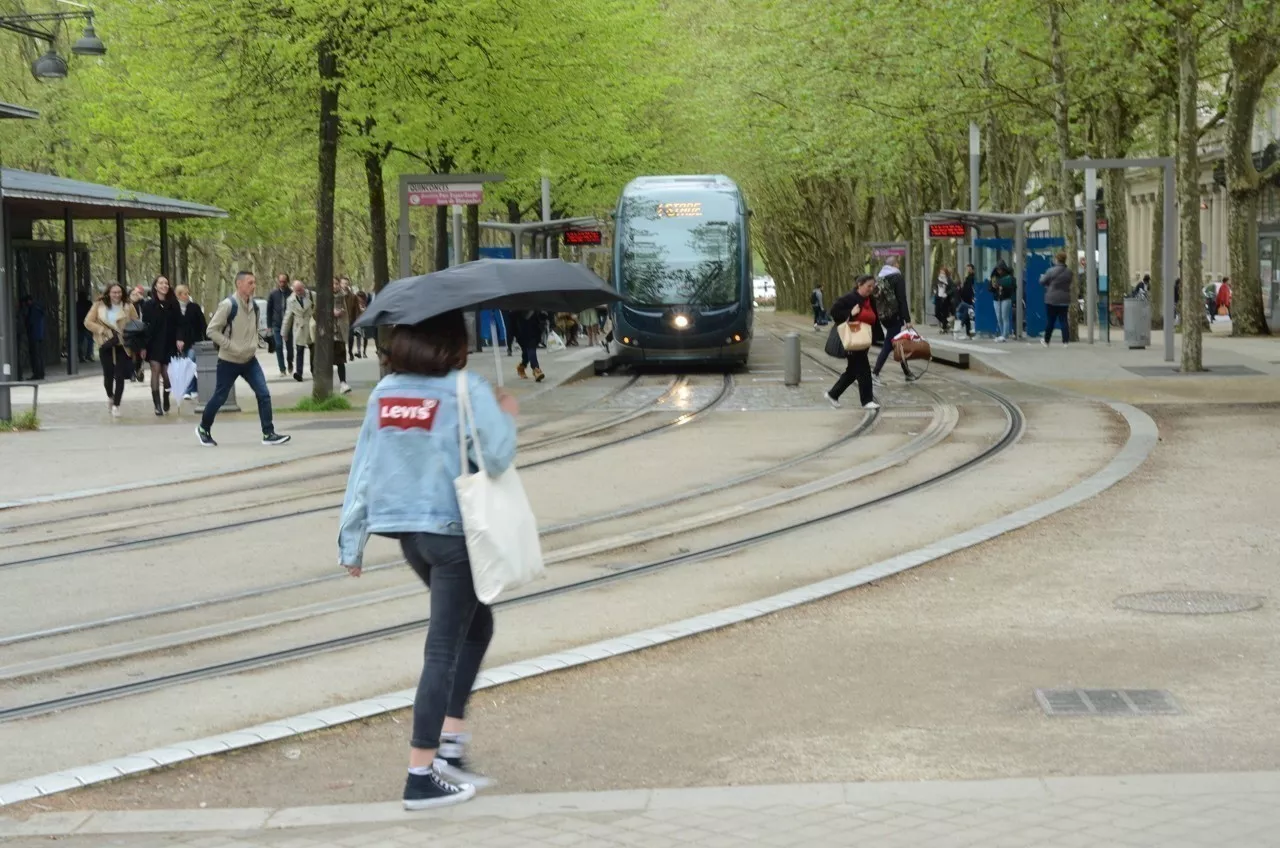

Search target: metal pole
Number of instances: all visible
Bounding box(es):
[969,123,981,213]
[115,213,126,287]
[1162,163,1175,362]
[0,174,10,419]
[1085,168,1097,344]
[159,218,170,280]
[922,227,933,327]
[397,176,412,279]
[451,205,463,266]
[1013,224,1025,340]
[783,332,801,386]
[541,176,551,258]
[64,209,76,376]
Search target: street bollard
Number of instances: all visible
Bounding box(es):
[783,332,801,386]
[193,340,238,414]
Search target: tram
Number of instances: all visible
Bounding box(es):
[610,175,753,367]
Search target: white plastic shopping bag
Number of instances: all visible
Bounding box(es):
[454,371,545,603]
[545,330,566,351]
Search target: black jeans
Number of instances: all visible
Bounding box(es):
[873,317,913,378]
[200,357,275,434]
[828,349,873,405]
[25,337,44,380]
[100,344,131,405]
[1044,304,1069,344]
[401,532,494,751]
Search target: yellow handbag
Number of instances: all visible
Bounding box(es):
[837,320,872,351]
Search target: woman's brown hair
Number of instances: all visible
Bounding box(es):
[384,310,469,376]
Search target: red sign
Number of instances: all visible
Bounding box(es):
[378,397,439,430]
[563,229,602,246]
[1097,219,1108,231]
[928,222,967,239]
[407,183,484,206]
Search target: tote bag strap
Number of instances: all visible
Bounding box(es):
[455,370,488,476]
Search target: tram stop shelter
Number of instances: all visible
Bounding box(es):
[0,165,226,419]
[922,210,1064,340]
[479,216,605,259]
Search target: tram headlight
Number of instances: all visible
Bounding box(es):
[672,314,690,329]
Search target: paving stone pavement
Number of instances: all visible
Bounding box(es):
[3,774,1279,847]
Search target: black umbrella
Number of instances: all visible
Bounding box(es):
[354,259,622,386]
[353,259,621,330]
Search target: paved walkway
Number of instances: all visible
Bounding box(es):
[2,773,1277,846]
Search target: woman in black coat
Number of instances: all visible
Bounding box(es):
[141,275,181,416]
[174,284,207,399]
[824,274,879,411]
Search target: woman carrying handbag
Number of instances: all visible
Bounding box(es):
[824,274,880,411]
[338,310,521,811]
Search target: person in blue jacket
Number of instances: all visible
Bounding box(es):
[338,309,518,811]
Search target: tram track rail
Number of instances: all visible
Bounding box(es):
[0,374,648,536]
[0,375,732,570]
[0,397,878,652]
[0,379,1022,723]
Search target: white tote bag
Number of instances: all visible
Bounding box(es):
[454,371,545,603]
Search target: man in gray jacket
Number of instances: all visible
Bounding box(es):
[1039,251,1074,346]
[196,271,291,447]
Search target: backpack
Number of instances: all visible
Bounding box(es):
[872,274,900,321]
[214,296,259,347]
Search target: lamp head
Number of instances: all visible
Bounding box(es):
[32,49,68,79]
[72,20,106,56]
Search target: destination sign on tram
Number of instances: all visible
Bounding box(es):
[928,221,967,238]
[656,202,703,218]
[563,229,603,246]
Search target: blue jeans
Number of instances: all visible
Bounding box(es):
[400,532,493,750]
[200,357,274,435]
[996,299,1014,338]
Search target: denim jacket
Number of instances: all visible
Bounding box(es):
[337,370,517,567]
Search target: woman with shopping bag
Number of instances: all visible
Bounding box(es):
[823,275,880,411]
[338,310,532,811]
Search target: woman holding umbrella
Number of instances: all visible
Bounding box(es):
[339,310,518,810]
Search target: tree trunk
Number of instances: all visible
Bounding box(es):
[1047,0,1079,339]
[364,147,390,294]
[313,37,340,400]
[1176,17,1204,371]
[1223,0,1280,336]
[1151,104,1171,328]
[178,232,190,288]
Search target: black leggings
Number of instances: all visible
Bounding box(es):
[100,345,132,405]
[1044,304,1069,344]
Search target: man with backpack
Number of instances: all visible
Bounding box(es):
[870,255,916,384]
[196,271,291,447]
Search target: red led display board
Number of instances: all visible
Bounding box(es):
[563,229,603,246]
[928,222,967,239]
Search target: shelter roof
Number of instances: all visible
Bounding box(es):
[2,167,227,220]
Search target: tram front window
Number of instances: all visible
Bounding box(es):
[619,193,741,307]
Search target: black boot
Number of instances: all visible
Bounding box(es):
[152,390,163,416]
[163,391,171,412]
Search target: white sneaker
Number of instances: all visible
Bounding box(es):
[863,401,881,410]
[872,374,883,387]
[340,382,352,394]
[1040,338,1049,347]
[996,336,1006,343]
[111,405,121,418]
[824,392,841,409]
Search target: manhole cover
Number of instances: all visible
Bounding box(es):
[1035,688,1180,717]
[1115,591,1263,615]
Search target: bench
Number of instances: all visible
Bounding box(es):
[0,381,39,419]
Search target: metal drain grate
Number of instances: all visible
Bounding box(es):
[1035,689,1180,717]
[1115,591,1263,615]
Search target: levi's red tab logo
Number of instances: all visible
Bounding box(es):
[378,397,439,430]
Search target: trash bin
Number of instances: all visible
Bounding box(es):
[1123,297,1152,349]
[193,341,238,413]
